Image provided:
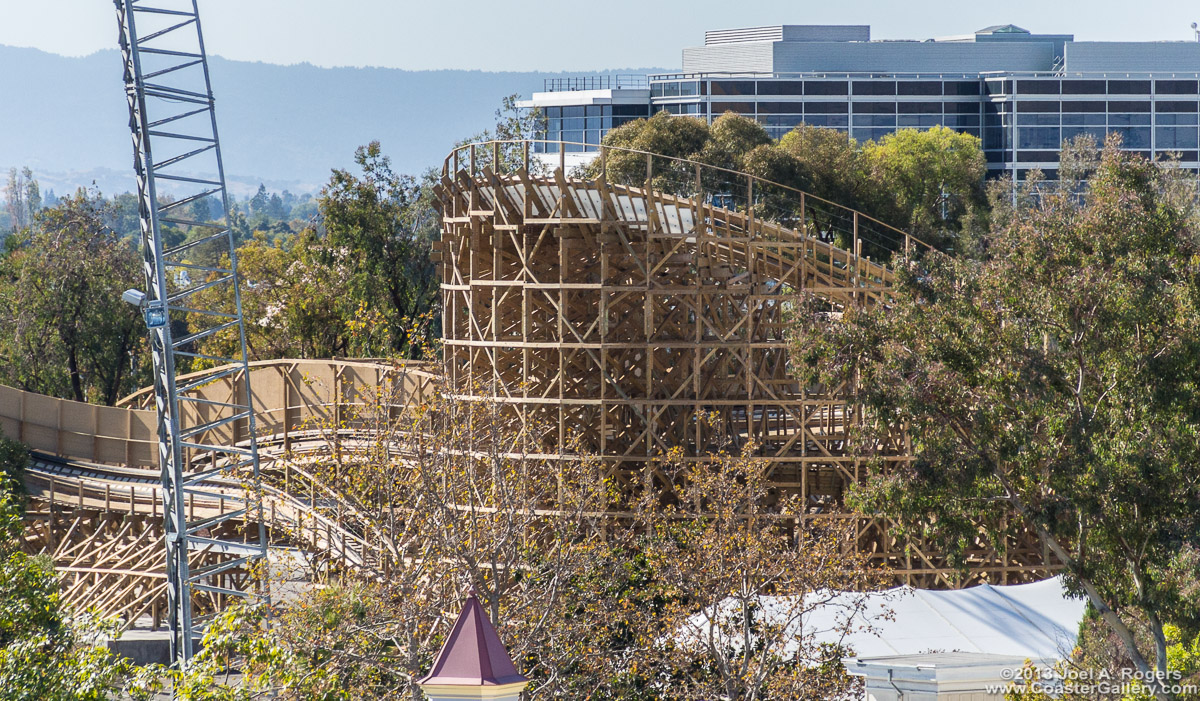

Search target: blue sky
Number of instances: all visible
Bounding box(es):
[3,0,1200,72]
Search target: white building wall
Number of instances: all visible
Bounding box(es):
[1064,42,1200,72]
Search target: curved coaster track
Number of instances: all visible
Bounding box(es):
[5,142,1059,629]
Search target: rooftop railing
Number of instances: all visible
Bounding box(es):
[542,74,650,92]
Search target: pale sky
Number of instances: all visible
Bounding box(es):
[2,0,1199,72]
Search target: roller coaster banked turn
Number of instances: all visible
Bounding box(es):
[5,136,1063,635]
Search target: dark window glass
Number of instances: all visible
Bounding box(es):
[564,117,585,130]
[544,107,561,118]
[853,114,897,127]
[612,117,639,128]
[1062,126,1107,142]
[985,150,1008,163]
[853,81,896,96]
[757,81,804,96]
[897,101,942,114]
[898,115,941,128]
[1018,80,1060,95]
[897,81,942,96]
[852,127,898,141]
[1108,80,1151,94]
[563,106,585,118]
[763,115,805,127]
[805,81,848,95]
[801,115,849,127]
[757,102,804,114]
[1061,100,1106,113]
[1018,127,1061,149]
[984,79,1012,95]
[612,104,649,117]
[562,130,584,143]
[679,82,700,97]
[585,105,602,117]
[1016,101,1060,113]
[1109,126,1152,148]
[943,114,980,127]
[945,81,982,96]
[1063,113,1107,125]
[1156,100,1199,113]
[1157,80,1199,95]
[711,101,754,114]
[1017,150,1060,162]
[1061,80,1106,95]
[710,81,756,96]
[957,127,981,137]
[1018,113,1060,126]
[1158,113,1199,125]
[1110,113,1152,126]
[1157,126,1200,149]
[855,102,896,114]
[983,127,1008,150]
[946,101,981,114]
[804,102,849,114]
[1109,100,1151,113]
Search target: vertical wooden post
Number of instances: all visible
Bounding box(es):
[645,152,653,185]
[522,140,529,173]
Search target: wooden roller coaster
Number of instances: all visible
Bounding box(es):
[5,140,1059,630]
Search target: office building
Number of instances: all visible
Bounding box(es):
[524,24,1200,179]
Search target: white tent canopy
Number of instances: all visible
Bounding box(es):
[681,576,1087,662]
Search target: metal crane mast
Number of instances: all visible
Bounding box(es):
[114,0,269,665]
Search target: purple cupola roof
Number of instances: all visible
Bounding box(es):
[417,591,528,687]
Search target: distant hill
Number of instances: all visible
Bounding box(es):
[0,45,670,197]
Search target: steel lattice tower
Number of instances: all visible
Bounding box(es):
[114,0,269,665]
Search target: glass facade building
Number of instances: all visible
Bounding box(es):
[522,25,1200,179]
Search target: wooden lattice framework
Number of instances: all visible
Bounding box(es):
[435,140,1061,587]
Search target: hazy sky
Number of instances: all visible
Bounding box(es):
[3,0,1200,72]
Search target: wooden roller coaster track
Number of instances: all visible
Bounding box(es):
[4,140,1060,629]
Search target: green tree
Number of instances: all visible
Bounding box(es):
[860,125,986,249]
[317,141,439,358]
[792,144,1200,698]
[591,110,711,189]
[0,190,150,404]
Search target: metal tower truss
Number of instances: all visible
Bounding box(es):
[114,0,268,664]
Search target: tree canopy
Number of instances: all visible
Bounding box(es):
[0,190,149,404]
[792,142,1200,695]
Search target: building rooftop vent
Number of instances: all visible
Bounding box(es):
[704,25,870,45]
[976,24,1032,35]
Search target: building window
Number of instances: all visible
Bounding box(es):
[897,81,942,96]
[1158,113,1200,125]
[1157,127,1200,149]
[897,101,942,114]
[853,81,896,96]
[757,101,804,114]
[710,80,756,96]
[1109,113,1152,126]
[945,81,982,96]
[853,114,896,127]
[1156,80,1199,95]
[801,115,849,128]
[804,102,849,114]
[1108,126,1152,148]
[1017,80,1060,95]
[1061,80,1106,95]
[1156,100,1200,113]
[612,104,650,117]
[1061,100,1106,113]
[855,102,896,114]
[898,115,942,128]
[1108,80,1151,94]
[757,81,804,96]
[711,101,754,114]
[1016,100,1060,113]
[1063,113,1107,125]
[1108,100,1151,113]
[1018,127,1062,149]
[805,81,849,96]
[1062,126,1107,143]
[1018,113,1061,126]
